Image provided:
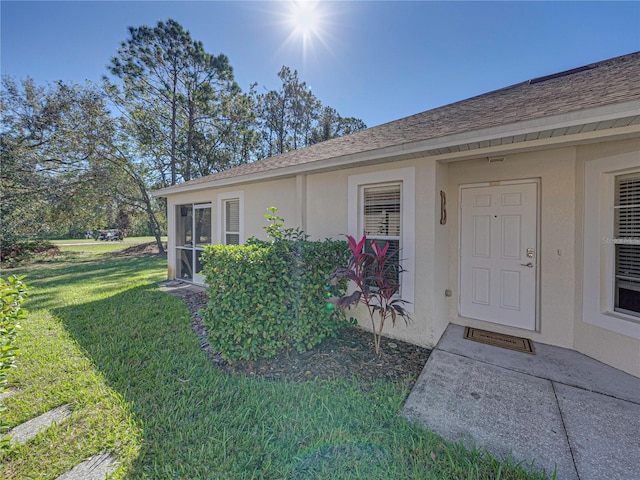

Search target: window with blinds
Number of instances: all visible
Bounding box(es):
[614,172,640,317]
[363,184,401,236]
[362,183,401,287]
[224,199,240,245]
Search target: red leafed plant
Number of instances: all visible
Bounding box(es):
[329,235,410,355]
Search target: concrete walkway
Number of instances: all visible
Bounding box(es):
[158,279,206,299]
[402,324,640,480]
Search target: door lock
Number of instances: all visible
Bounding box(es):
[527,248,535,258]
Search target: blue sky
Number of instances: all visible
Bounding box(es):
[2,1,639,127]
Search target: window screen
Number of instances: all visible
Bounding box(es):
[224,199,240,245]
[177,205,193,247]
[195,207,212,247]
[362,183,401,288]
[614,172,640,317]
[363,185,401,237]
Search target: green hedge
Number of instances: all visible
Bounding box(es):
[0,276,28,450]
[200,238,351,362]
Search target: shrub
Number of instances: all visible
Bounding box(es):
[0,275,28,450]
[200,238,351,362]
[0,239,59,266]
[330,235,410,355]
[262,206,309,242]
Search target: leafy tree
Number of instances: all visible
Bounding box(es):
[310,106,367,145]
[107,19,250,185]
[257,66,314,157]
[0,77,166,251]
[257,86,287,157]
[1,19,367,250]
[255,66,366,159]
[1,77,119,242]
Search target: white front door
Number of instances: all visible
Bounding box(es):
[460,182,538,330]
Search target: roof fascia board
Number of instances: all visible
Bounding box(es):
[433,124,640,163]
[394,100,640,158]
[154,100,640,197]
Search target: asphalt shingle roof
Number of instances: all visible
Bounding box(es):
[158,52,640,193]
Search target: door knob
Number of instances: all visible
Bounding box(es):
[520,262,535,268]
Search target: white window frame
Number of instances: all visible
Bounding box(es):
[217,191,244,245]
[583,156,640,339]
[362,182,402,289]
[613,173,640,317]
[348,168,415,311]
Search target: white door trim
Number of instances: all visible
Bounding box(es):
[458,178,541,331]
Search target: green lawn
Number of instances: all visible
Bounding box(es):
[51,236,166,254]
[0,252,553,479]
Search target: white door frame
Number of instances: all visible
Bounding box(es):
[175,202,212,285]
[193,203,212,285]
[458,178,541,331]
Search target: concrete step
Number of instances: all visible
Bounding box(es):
[56,452,118,480]
[0,389,18,401]
[3,404,71,445]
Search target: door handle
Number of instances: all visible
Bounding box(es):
[520,262,535,268]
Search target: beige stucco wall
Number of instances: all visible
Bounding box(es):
[242,178,298,239]
[305,171,349,240]
[432,161,451,344]
[573,138,640,377]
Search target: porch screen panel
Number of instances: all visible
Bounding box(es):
[224,199,240,245]
[176,248,193,280]
[195,208,212,247]
[195,251,206,276]
[362,184,401,288]
[614,172,640,317]
[176,205,193,247]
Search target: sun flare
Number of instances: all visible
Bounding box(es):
[282,0,332,62]
[288,1,320,39]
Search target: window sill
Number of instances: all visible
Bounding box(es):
[584,310,640,340]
